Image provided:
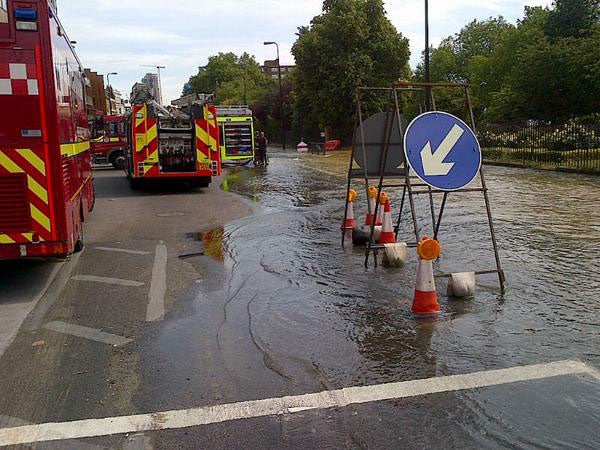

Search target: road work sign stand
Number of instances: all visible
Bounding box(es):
[342,81,505,291]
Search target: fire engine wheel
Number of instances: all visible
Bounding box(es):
[110,151,125,170]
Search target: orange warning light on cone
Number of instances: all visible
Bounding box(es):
[411,236,442,315]
[417,236,442,260]
[342,189,357,230]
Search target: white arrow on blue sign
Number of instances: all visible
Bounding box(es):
[403,111,482,191]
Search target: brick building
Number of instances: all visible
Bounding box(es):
[262,60,295,79]
[84,69,107,115]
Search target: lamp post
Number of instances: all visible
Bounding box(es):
[264,41,285,150]
[424,0,431,111]
[425,0,431,111]
[106,72,117,114]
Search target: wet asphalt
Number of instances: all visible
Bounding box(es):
[0,154,598,449]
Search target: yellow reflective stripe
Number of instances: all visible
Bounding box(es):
[146,124,157,143]
[136,105,146,128]
[110,137,120,142]
[196,124,210,146]
[61,142,90,158]
[21,233,37,242]
[0,234,16,244]
[0,151,24,173]
[27,175,48,204]
[18,149,46,176]
[145,150,158,163]
[135,134,146,152]
[218,116,253,123]
[30,204,51,232]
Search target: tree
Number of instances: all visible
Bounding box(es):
[545,0,600,39]
[418,2,600,123]
[292,0,410,137]
[186,52,271,105]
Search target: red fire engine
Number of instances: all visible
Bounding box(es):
[90,114,127,169]
[125,91,221,188]
[0,0,94,259]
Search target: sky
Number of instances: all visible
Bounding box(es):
[57,0,553,104]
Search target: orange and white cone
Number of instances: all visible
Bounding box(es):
[376,191,387,227]
[342,189,357,230]
[364,186,381,227]
[378,200,396,244]
[411,236,442,315]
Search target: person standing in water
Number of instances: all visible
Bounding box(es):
[256,131,268,166]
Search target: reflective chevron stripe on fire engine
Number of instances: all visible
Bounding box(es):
[0,148,52,243]
[60,141,90,158]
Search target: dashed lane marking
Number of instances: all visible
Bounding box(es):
[43,321,132,347]
[0,360,596,447]
[146,242,167,322]
[71,275,144,287]
[93,247,151,256]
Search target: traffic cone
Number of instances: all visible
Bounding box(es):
[364,186,381,227]
[342,189,357,230]
[411,236,442,315]
[376,191,387,227]
[378,200,396,244]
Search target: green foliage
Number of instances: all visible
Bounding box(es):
[292,0,410,135]
[420,1,600,123]
[187,52,273,105]
[545,0,600,39]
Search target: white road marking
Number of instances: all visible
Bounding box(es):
[43,321,132,347]
[71,275,144,287]
[93,247,150,256]
[25,252,83,331]
[146,242,167,322]
[0,360,596,447]
[0,416,106,450]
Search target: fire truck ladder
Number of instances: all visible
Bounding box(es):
[343,81,505,291]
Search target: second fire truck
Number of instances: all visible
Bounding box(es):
[90,114,127,169]
[124,89,221,189]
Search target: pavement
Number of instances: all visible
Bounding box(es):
[0,164,598,449]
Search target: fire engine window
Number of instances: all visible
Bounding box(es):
[108,122,117,136]
[0,0,8,23]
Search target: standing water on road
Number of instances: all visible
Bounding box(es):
[143,152,600,448]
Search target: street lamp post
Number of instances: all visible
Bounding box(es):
[264,41,285,150]
[425,0,431,111]
[106,72,117,114]
[424,0,431,111]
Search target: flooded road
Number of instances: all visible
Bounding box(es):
[138,152,599,448]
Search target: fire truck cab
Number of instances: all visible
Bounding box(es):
[90,114,127,169]
[0,0,94,259]
[124,90,221,189]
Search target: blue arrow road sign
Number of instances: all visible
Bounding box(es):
[403,111,482,191]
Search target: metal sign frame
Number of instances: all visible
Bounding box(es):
[342,81,505,291]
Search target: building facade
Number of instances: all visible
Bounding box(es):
[141,72,161,104]
[84,69,107,116]
[262,60,295,79]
